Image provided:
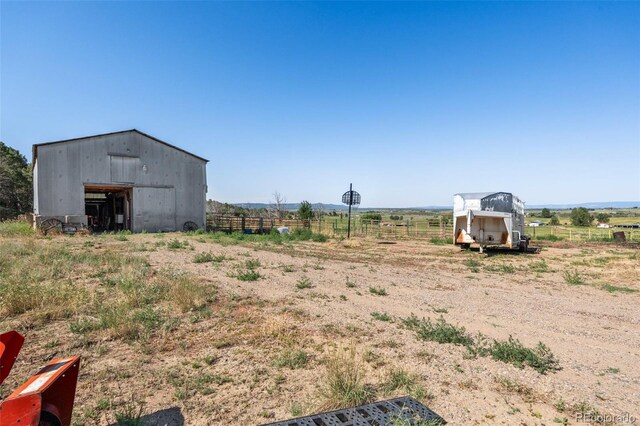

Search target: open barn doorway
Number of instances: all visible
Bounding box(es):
[84,185,132,232]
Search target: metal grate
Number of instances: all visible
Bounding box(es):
[260,396,445,426]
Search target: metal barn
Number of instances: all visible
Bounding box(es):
[32,129,208,233]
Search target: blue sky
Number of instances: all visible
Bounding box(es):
[1,1,638,207]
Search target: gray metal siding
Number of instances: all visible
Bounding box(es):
[34,131,207,231]
[133,187,176,232]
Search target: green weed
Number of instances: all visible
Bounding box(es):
[371,312,392,322]
[369,286,388,296]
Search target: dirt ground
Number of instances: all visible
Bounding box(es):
[1,233,639,425]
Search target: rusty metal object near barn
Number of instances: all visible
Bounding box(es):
[0,331,81,426]
[342,183,361,239]
[453,192,531,253]
[32,129,208,233]
[261,396,445,426]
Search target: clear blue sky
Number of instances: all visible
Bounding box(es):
[1,1,638,207]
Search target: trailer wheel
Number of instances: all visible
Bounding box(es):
[460,243,471,250]
[40,218,63,235]
[183,221,199,232]
[519,241,528,252]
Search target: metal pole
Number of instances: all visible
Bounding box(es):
[347,183,353,239]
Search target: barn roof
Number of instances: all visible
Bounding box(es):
[32,129,209,163]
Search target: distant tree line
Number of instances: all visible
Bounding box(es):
[0,142,32,220]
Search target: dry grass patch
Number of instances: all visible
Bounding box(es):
[319,344,375,410]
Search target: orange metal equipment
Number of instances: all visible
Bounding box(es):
[0,331,81,426]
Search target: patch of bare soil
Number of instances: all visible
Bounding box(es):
[1,234,638,425]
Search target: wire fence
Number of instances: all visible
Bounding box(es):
[206,214,640,243]
[526,225,639,242]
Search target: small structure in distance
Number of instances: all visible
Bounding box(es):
[453,192,530,252]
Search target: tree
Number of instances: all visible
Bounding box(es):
[596,213,610,223]
[313,203,325,219]
[540,208,552,218]
[361,212,382,223]
[297,200,314,220]
[570,207,593,227]
[549,215,560,226]
[0,142,32,219]
[270,191,287,219]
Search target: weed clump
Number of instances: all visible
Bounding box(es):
[369,286,387,296]
[563,270,585,285]
[273,348,308,369]
[371,312,392,322]
[235,270,261,281]
[193,252,215,263]
[295,277,313,289]
[0,220,34,237]
[320,345,375,409]
[402,315,560,374]
[402,315,473,346]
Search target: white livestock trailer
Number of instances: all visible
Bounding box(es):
[453,192,530,252]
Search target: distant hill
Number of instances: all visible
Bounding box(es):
[233,202,349,211]
[223,201,639,211]
[526,201,639,209]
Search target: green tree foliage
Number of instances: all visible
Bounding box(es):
[0,142,32,219]
[549,215,560,226]
[570,207,593,227]
[596,213,610,223]
[360,212,382,223]
[297,200,314,220]
[540,208,552,218]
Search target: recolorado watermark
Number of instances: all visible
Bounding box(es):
[576,412,637,424]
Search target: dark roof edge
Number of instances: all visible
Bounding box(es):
[32,129,209,162]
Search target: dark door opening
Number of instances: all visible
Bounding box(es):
[84,185,132,232]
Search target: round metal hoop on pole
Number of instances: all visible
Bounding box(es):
[342,183,361,239]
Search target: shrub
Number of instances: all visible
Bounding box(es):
[361,212,382,223]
